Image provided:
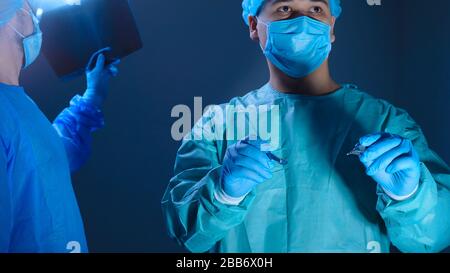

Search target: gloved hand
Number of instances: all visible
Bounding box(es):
[83,47,120,108]
[358,133,421,200]
[221,138,273,198]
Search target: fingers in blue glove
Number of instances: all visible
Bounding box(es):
[231,156,272,179]
[359,133,384,147]
[110,59,121,65]
[108,65,119,77]
[360,134,402,163]
[235,140,271,168]
[95,53,106,71]
[365,139,411,176]
[87,47,111,71]
[225,146,272,182]
[108,59,121,76]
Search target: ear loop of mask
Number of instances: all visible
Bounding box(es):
[8,24,25,39]
[255,16,269,51]
[7,8,37,39]
[255,16,269,27]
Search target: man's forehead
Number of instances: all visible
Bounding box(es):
[266,0,329,6]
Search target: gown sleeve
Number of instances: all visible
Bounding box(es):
[377,106,450,253]
[53,95,105,172]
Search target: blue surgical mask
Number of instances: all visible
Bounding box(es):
[257,16,332,78]
[8,8,43,69]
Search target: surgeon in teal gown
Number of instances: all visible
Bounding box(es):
[162,0,450,253]
[0,0,119,252]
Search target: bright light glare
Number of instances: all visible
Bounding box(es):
[31,0,83,18]
[32,0,82,13]
[65,0,81,5]
[36,8,44,18]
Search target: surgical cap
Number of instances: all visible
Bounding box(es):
[0,0,24,26]
[242,0,342,25]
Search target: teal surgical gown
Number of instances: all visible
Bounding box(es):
[162,83,450,253]
[0,83,103,253]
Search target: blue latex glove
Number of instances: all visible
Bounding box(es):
[358,133,421,200]
[83,47,120,108]
[221,138,273,198]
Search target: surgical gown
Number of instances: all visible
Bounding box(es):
[0,82,104,253]
[162,83,450,253]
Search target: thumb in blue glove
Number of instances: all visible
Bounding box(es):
[358,133,421,200]
[84,47,121,108]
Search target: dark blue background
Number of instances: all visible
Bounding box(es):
[19,0,450,252]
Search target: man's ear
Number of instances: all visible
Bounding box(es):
[330,17,336,43]
[249,16,259,41]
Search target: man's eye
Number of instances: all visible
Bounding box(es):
[310,6,323,14]
[277,6,292,14]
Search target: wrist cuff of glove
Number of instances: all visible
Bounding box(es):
[381,183,419,201]
[82,89,104,109]
[69,95,105,130]
[214,184,249,206]
[72,95,102,112]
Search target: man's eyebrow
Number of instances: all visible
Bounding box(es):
[310,0,329,7]
[269,0,294,5]
[269,0,329,6]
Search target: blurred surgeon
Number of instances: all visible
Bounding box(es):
[162,0,450,253]
[0,0,119,252]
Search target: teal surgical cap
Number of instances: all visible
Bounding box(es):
[242,0,342,25]
[0,0,24,26]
